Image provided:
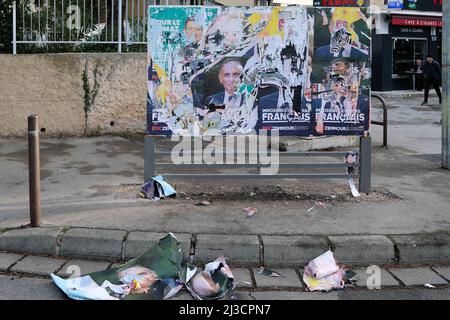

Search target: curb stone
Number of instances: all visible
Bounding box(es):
[124,231,191,260]
[389,234,450,264]
[1,227,450,266]
[195,234,260,267]
[60,228,126,260]
[262,235,329,267]
[329,235,396,265]
[0,227,63,255]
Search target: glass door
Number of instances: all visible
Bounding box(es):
[392,38,427,77]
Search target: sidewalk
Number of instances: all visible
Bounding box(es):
[1,252,449,300]
[1,225,450,266]
[0,93,449,267]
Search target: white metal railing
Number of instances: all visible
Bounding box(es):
[12,0,208,54]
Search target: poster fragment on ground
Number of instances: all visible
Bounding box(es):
[51,233,234,300]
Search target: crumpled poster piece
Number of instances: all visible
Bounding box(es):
[51,274,119,300]
[305,250,340,279]
[303,250,345,292]
[52,233,186,300]
[139,175,177,201]
[244,207,257,217]
[303,268,345,292]
[185,256,235,300]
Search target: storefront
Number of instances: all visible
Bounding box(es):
[390,18,441,90]
[372,0,442,91]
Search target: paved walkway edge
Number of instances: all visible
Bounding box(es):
[1,227,450,266]
[372,90,439,99]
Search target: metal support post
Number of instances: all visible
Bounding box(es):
[118,0,123,53]
[443,0,450,169]
[144,136,156,182]
[359,135,372,194]
[28,115,41,227]
[13,1,17,55]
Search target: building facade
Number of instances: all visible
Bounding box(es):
[372,0,442,91]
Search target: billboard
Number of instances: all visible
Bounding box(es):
[147,6,371,136]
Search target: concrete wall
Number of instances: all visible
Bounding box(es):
[0,53,147,137]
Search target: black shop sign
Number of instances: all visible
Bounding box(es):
[390,25,430,37]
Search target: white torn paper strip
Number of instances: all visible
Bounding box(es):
[348,178,361,198]
[185,266,197,283]
[101,280,126,295]
[51,274,118,300]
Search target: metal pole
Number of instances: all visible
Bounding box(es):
[118,0,122,52]
[28,115,41,227]
[111,0,114,41]
[443,1,450,169]
[13,1,17,54]
[144,136,155,182]
[137,0,140,43]
[359,135,372,194]
[371,94,388,148]
[125,0,128,43]
[383,101,388,148]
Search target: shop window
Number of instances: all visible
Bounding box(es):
[392,38,427,78]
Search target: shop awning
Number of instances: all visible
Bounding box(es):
[391,15,442,27]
